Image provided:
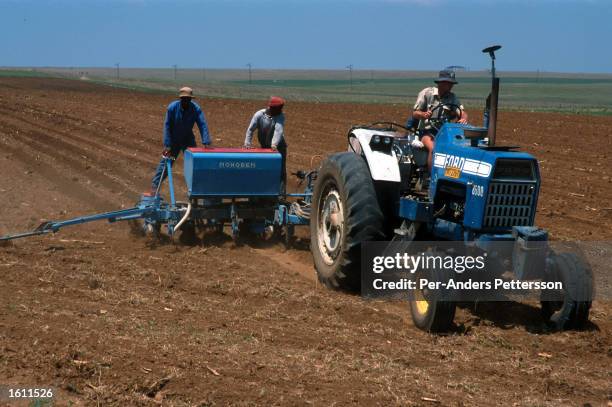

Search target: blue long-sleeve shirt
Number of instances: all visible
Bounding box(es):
[163,100,211,147]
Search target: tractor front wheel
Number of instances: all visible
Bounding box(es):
[540,252,593,330]
[409,257,456,332]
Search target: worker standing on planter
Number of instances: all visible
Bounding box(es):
[244,96,287,195]
[150,86,212,194]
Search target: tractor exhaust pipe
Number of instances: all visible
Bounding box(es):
[487,77,500,146]
[483,45,501,146]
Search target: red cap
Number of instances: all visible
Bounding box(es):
[268,96,285,107]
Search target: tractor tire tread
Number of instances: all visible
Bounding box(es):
[542,252,593,330]
[311,152,385,290]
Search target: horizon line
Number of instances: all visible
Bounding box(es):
[2,66,612,76]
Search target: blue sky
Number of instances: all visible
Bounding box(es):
[1,0,610,73]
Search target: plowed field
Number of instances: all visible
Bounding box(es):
[0,78,610,406]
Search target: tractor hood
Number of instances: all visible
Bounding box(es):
[434,123,537,178]
[431,124,541,231]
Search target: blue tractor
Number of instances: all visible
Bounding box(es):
[309,46,593,332]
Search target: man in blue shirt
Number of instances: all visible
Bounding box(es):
[150,86,212,193]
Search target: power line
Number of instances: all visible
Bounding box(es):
[346,64,353,91]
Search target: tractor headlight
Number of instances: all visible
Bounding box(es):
[369,134,394,153]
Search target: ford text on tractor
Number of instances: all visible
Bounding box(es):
[309,46,593,332]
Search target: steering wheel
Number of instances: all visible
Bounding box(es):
[422,103,463,133]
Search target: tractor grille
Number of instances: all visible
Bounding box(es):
[484,182,536,228]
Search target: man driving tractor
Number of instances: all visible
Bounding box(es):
[412,70,468,170]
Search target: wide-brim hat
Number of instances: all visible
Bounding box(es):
[434,70,458,84]
[178,87,196,98]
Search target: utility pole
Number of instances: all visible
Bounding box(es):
[246,63,252,84]
[172,64,178,81]
[346,64,353,91]
[202,67,206,81]
[115,63,119,79]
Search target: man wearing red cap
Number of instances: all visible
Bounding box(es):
[244,96,287,193]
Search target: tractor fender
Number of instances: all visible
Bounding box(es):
[349,129,401,183]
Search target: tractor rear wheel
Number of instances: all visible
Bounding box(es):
[540,252,593,330]
[310,152,385,290]
[409,255,456,332]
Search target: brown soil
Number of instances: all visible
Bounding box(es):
[0,77,610,406]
